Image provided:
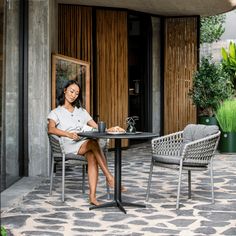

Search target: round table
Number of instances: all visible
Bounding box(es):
[78,131,158,214]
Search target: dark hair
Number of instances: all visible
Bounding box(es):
[58,80,83,108]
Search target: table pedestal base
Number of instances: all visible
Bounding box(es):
[89,200,146,214]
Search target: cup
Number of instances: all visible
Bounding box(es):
[98,121,106,133]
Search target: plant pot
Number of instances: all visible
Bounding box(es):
[219,132,236,153]
[198,116,218,125]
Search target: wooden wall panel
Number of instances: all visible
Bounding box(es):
[96,10,128,146]
[164,17,198,134]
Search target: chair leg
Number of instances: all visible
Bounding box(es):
[62,154,65,202]
[176,163,183,209]
[49,156,54,195]
[82,164,86,194]
[210,161,214,203]
[146,158,154,202]
[188,170,191,199]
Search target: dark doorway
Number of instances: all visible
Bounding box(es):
[128,13,152,143]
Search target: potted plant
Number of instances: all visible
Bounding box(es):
[216,99,236,153]
[189,56,234,125]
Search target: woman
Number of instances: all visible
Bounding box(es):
[48,80,122,206]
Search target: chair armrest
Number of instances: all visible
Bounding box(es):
[181,131,221,164]
[152,131,183,156]
[48,134,64,154]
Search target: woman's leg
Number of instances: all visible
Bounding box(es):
[85,151,99,205]
[79,140,114,187]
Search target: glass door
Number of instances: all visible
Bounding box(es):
[128,13,152,137]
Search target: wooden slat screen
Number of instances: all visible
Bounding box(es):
[58,4,92,61]
[58,4,94,112]
[96,10,128,146]
[164,17,198,134]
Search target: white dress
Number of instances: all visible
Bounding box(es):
[47,106,94,154]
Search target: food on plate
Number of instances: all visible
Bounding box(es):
[107,126,125,133]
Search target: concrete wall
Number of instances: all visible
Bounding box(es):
[200,39,236,62]
[28,0,56,176]
[152,17,161,135]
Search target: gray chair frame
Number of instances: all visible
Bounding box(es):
[48,134,110,202]
[145,130,221,209]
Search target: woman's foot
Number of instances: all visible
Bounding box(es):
[106,177,127,192]
[89,195,100,206]
[121,186,127,192]
[106,177,115,189]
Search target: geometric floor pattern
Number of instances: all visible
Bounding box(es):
[1,143,236,236]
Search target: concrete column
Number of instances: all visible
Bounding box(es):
[28,0,55,176]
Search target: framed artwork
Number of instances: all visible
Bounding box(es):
[51,53,90,112]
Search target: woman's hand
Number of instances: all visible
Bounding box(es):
[48,119,81,140]
[107,126,125,132]
[67,132,80,141]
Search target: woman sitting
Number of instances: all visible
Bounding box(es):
[47,80,124,206]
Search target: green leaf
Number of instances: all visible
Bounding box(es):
[221,47,228,61]
[229,42,236,59]
[229,58,236,66]
[1,226,7,236]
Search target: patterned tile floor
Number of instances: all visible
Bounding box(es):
[1,143,236,236]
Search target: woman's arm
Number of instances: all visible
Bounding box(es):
[87,119,98,129]
[87,119,125,132]
[47,119,78,140]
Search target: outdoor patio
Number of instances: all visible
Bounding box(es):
[1,142,236,236]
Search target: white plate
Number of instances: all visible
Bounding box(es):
[107,131,126,135]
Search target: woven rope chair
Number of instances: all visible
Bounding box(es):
[145,124,221,209]
[48,134,110,202]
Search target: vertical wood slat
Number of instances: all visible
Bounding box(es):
[164,17,197,134]
[96,10,128,147]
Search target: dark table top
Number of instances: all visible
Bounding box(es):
[78,131,159,140]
